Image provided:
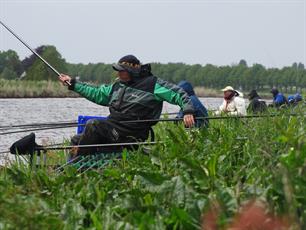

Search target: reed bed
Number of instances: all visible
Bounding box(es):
[0,79,78,98]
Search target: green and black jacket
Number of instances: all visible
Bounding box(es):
[69,75,194,138]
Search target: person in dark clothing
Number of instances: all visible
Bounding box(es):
[288,93,303,106]
[270,88,288,108]
[59,55,195,155]
[247,90,267,113]
[176,81,209,127]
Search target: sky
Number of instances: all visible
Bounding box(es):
[0,0,305,68]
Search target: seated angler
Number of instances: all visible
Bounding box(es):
[59,55,195,155]
[288,93,303,106]
[247,89,267,114]
[215,86,247,116]
[270,88,288,108]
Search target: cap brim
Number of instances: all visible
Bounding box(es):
[112,63,125,71]
[221,88,233,92]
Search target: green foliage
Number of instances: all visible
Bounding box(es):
[1,67,18,80]
[25,45,67,81]
[0,110,305,228]
[0,79,77,97]
[0,50,23,79]
[1,46,306,93]
[66,61,306,93]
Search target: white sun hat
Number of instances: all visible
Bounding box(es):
[221,86,235,92]
[221,86,244,97]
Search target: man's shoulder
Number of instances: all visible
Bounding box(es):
[234,96,246,103]
[277,93,285,97]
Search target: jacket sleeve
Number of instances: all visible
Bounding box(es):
[154,78,194,114]
[229,97,247,116]
[214,100,226,115]
[69,80,113,106]
[193,97,208,117]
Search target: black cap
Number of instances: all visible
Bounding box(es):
[112,55,141,74]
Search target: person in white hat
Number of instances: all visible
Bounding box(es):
[215,86,247,116]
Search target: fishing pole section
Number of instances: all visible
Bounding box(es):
[0,113,304,136]
[0,20,71,85]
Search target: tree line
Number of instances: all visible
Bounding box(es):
[1,45,306,93]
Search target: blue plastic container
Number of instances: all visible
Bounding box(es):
[77,115,108,134]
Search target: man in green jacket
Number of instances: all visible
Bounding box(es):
[59,55,195,155]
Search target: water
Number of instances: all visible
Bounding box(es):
[0,97,224,157]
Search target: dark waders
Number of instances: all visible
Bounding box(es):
[71,119,151,155]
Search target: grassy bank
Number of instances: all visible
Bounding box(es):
[0,79,77,98]
[1,79,303,99]
[0,108,305,229]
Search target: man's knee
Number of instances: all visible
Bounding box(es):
[71,134,82,145]
[83,119,100,135]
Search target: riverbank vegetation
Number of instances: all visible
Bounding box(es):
[0,79,77,98]
[0,78,224,98]
[1,46,306,98]
[0,108,305,229]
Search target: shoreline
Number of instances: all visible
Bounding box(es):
[0,95,274,100]
[0,80,283,99]
[0,93,274,99]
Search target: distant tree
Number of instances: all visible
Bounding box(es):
[66,60,306,93]
[0,50,23,78]
[3,45,305,93]
[1,67,18,80]
[21,46,45,72]
[25,45,67,81]
[239,59,247,67]
[298,62,305,70]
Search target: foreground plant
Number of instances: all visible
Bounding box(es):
[0,110,305,229]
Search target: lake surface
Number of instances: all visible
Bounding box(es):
[0,97,226,160]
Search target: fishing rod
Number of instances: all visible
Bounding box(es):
[119,113,301,124]
[0,20,70,85]
[0,141,164,158]
[0,120,77,130]
[0,113,180,130]
[0,113,304,136]
[0,142,67,155]
[35,141,161,151]
[0,113,291,130]
[0,124,76,135]
[0,150,10,155]
[7,141,161,157]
